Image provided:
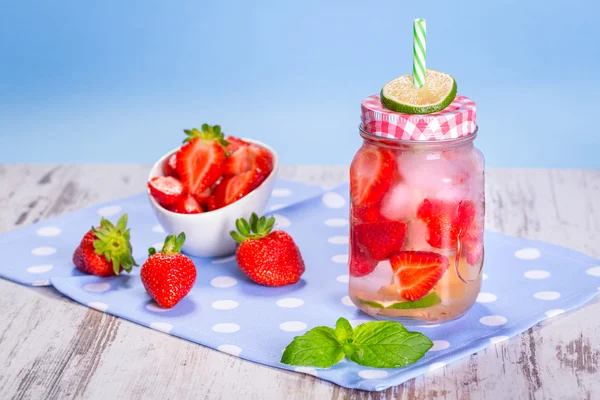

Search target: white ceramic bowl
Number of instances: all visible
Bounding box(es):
[147,139,279,258]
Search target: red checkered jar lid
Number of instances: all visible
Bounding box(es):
[360,94,477,141]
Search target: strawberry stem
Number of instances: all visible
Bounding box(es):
[183,124,230,147]
[230,212,276,244]
[150,232,186,256]
[92,213,138,275]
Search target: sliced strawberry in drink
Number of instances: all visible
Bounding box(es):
[350,145,396,207]
[169,194,203,214]
[462,235,483,264]
[390,251,449,301]
[416,198,476,249]
[351,203,381,223]
[349,245,378,277]
[353,219,407,261]
[163,153,179,178]
[223,144,273,177]
[148,176,185,206]
[214,169,266,208]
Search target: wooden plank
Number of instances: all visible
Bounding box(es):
[0,165,598,400]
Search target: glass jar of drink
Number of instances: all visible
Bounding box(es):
[349,94,484,323]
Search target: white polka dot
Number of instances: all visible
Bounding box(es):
[490,336,509,344]
[31,246,56,256]
[336,274,349,283]
[151,242,163,251]
[322,192,346,209]
[586,266,600,277]
[276,298,304,308]
[88,302,108,312]
[212,300,239,310]
[32,279,50,286]
[328,236,349,245]
[332,254,349,264]
[152,224,165,233]
[150,322,173,334]
[273,214,291,228]
[211,255,236,264]
[97,205,122,217]
[218,344,242,356]
[428,362,446,372]
[272,188,292,198]
[545,309,565,318]
[358,370,389,379]
[212,323,240,333]
[295,367,318,377]
[269,204,286,211]
[482,273,489,280]
[36,226,61,237]
[534,291,561,300]
[279,321,307,332]
[430,340,450,351]
[146,303,169,312]
[325,218,348,227]
[211,276,238,288]
[349,319,371,328]
[479,315,508,326]
[514,248,541,260]
[341,296,355,307]
[476,292,497,303]
[27,264,53,274]
[83,282,111,292]
[524,270,551,279]
[416,323,441,328]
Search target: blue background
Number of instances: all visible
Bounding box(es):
[1,0,598,167]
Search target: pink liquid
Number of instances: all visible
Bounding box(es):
[349,138,485,322]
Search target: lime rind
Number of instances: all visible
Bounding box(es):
[357,292,441,310]
[380,69,457,115]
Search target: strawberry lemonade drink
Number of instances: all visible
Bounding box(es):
[348,69,484,323]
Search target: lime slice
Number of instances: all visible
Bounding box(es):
[380,69,457,114]
[357,292,441,310]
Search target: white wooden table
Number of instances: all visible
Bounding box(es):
[0,165,598,400]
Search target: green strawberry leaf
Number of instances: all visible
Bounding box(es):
[346,321,432,368]
[281,326,344,368]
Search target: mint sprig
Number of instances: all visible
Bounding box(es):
[281,318,433,369]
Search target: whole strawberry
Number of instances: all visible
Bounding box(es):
[141,233,197,308]
[230,213,305,286]
[73,214,138,277]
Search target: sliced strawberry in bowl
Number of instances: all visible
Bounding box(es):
[225,136,250,153]
[169,194,203,214]
[162,153,179,178]
[350,145,396,207]
[176,125,228,198]
[353,219,407,261]
[148,176,185,207]
[391,251,449,301]
[223,143,274,177]
[214,169,266,209]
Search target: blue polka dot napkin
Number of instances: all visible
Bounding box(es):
[1,181,599,391]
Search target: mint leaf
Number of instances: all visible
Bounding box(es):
[281,326,344,368]
[334,318,353,343]
[346,321,432,368]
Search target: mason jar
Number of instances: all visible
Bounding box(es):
[348,94,484,323]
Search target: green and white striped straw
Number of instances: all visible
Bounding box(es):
[412,18,427,88]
